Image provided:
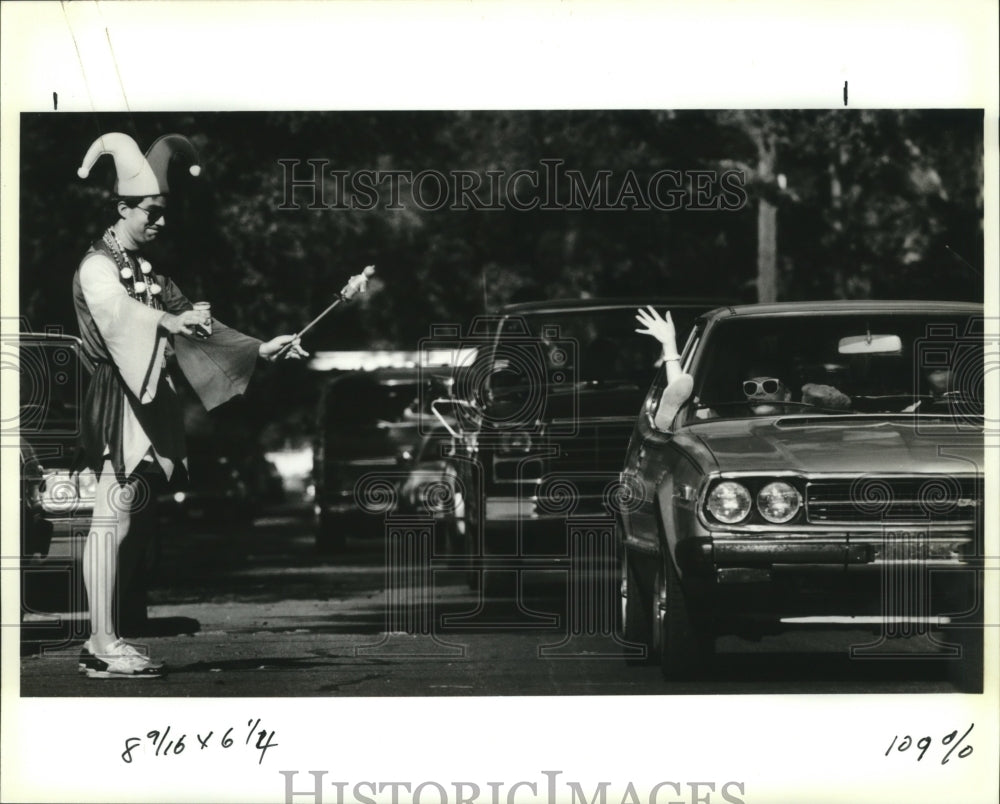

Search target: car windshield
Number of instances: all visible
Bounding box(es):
[323,375,430,432]
[491,307,701,390]
[690,311,983,420]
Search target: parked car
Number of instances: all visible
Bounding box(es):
[439,298,724,587]
[313,367,450,551]
[17,333,97,621]
[618,300,985,683]
[394,373,470,555]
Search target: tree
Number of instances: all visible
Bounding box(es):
[19,109,982,451]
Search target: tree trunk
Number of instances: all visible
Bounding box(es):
[756,133,778,303]
[757,198,777,303]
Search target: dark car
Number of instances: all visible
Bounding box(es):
[393,374,472,554]
[618,300,985,683]
[17,333,97,621]
[441,298,723,588]
[313,367,448,551]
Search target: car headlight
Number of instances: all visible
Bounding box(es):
[498,432,533,455]
[706,481,752,524]
[757,481,802,523]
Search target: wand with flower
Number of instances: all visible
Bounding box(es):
[274,265,375,359]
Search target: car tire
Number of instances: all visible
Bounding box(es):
[620,548,653,665]
[653,555,714,680]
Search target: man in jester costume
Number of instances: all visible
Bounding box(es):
[73,132,307,678]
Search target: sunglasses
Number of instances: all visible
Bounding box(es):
[134,204,166,224]
[743,378,782,396]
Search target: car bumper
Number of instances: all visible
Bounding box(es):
[712,532,976,572]
[671,527,981,628]
[704,528,977,573]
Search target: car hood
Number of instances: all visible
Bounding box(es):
[686,416,983,475]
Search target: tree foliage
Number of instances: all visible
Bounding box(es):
[18,109,983,448]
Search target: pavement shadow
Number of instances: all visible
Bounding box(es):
[20,615,202,657]
[178,656,338,673]
[121,616,201,638]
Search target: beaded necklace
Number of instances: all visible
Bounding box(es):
[102,228,163,310]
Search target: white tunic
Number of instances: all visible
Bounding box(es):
[79,253,176,480]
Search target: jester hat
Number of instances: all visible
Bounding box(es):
[77,132,201,196]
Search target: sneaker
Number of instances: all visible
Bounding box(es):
[78,638,165,679]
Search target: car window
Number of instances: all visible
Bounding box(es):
[489,308,702,394]
[643,318,705,426]
[680,318,703,371]
[323,377,424,431]
[687,312,983,420]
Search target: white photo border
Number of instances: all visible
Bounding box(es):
[2,2,997,803]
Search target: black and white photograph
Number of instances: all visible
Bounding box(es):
[1,3,997,804]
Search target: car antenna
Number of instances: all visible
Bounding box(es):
[945,245,982,277]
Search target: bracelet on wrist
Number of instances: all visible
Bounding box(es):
[664,355,680,362]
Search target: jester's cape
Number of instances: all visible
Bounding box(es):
[72,238,261,484]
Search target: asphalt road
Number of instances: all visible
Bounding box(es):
[19,505,979,696]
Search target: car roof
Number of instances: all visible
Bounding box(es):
[500,297,733,315]
[700,299,984,321]
[18,331,84,345]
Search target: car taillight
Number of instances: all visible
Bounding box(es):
[706,481,752,524]
[757,481,802,523]
[77,469,98,504]
[39,470,81,513]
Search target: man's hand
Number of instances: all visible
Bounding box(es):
[159,309,209,337]
[259,335,309,362]
[634,306,680,360]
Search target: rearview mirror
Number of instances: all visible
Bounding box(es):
[837,334,902,355]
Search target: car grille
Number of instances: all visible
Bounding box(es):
[805,476,983,524]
